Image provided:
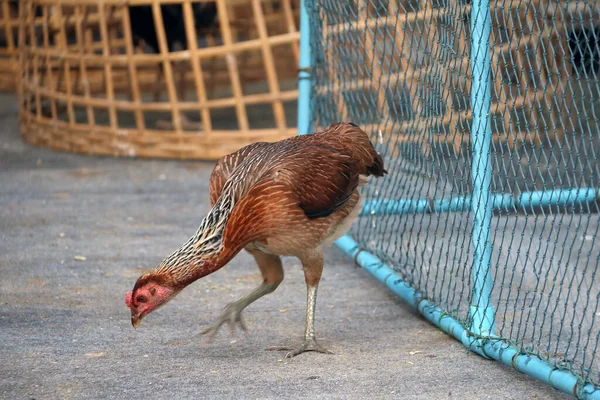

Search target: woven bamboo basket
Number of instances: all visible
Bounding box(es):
[18,0,300,160]
[0,0,19,91]
[317,0,575,156]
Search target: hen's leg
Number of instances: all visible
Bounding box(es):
[200,250,283,342]
[268,251,333,358]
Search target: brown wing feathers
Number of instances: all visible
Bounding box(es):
[209,122,385,221]
[274,146,361,219]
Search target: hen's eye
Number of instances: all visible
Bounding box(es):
[136,295,147,303]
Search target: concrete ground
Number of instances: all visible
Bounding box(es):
[0,92,570,399]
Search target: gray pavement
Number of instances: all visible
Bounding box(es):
[0,93,569,399]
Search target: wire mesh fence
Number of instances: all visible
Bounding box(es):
[305,0,600,391]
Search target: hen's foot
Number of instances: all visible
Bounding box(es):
[266,338,334,358]
[200,302,247,343]
[200,282,279,344]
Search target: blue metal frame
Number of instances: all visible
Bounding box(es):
[297,0,313,136]
[296,0,600,397]
[335,235,600,400]
[359,188,600,216]
[469,0,495,338]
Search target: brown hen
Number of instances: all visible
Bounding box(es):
[125,122,386,357]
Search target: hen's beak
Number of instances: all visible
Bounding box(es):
[131,314,142,329]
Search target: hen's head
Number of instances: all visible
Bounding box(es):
[125,274,176,328]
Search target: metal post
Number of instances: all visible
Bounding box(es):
[297,0,314,136]
[469,0,495,337]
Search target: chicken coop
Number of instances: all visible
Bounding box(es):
[298,0,600,397]
[17,0,300,160]
[0,0,18,91]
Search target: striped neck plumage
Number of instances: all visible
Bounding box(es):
[151,184,238,287]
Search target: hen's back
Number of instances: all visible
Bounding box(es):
[209,122,386,206]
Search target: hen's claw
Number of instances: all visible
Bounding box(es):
[200,302,247,342]
[200,282,279,344]
[266,338,334,358]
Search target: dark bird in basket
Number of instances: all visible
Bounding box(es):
[128,3,217,53]
[0,2,19,48]
[4,1,43,42]
[128,2,218,131]
[125,122,387,357]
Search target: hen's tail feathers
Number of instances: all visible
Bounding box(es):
[324,122,388,177]
[367,152,387,177]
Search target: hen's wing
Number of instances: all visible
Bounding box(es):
[222,144,360,247]
[275,145,360,218]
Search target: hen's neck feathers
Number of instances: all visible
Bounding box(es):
[150,172,249,288]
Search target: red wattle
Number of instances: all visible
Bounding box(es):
[125,291,132,307]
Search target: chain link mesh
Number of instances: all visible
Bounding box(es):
[307,0,600,387]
